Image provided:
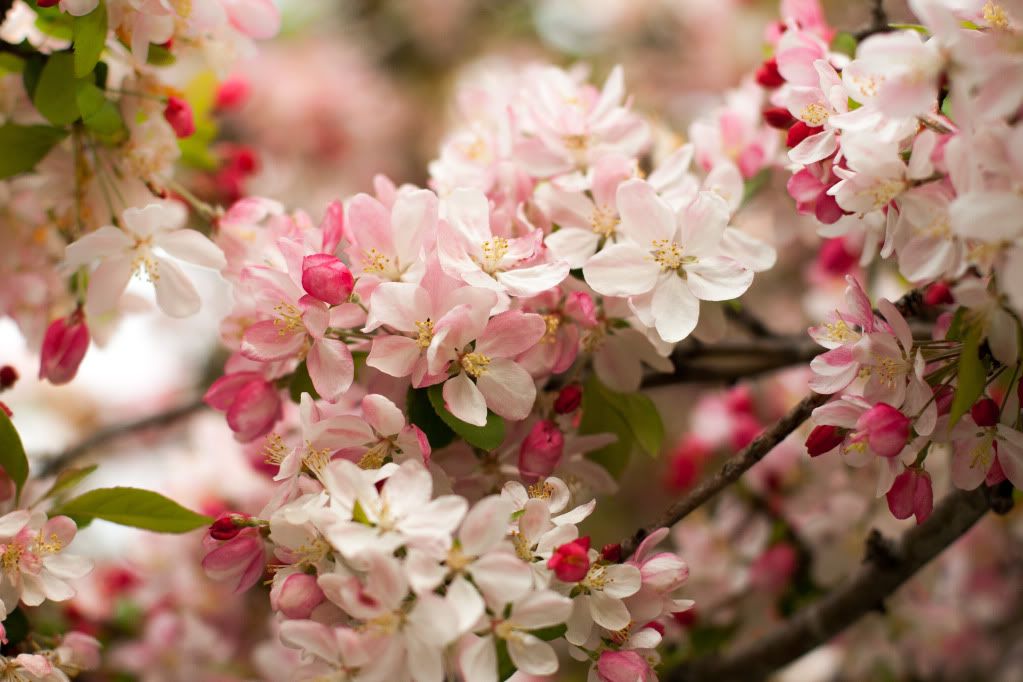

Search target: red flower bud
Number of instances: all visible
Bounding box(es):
[786,121,823,148]
[762,106,796,129]
[755,57,785,88]
[547,536,591,583]
[164,96,196,139]
[301,254,355,305]
[805,424,845,457]
[39,313,90,385]
[554,384,583,414]
[518,420,564,480]
[817,238,857,276]
[209,513,245,541]
[601,543,622,563]
[971,398,999,427]
[924,281,954,306]
[0,366,18,391]
[37,0,59,5]
[666,435,710,490]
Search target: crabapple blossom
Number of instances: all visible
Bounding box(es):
[38,313,90,386]
[0,512,91,617]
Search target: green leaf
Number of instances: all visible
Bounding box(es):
[146,44,176,66]
[54,487,212,533]
[0,53,25,75]
[288,361,320,402]
[40,464,98,501]
[0,410,30,501]
[407,387,455,449]
[495,638,517,681]
[33,5,74,41]
[72,0,107,78]
[579,377,633,478]
[949,325,988,427]
[945,306,967,341]
[829,31,858,58]
[0,123,68,179]
[22,54,45,99]
[34,53,79,125]
[530,624,567,641]
[426,384,505,451]
[590,377,664,456]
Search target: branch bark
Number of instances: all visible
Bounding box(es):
[668,484,1012,682]
[619,391,829,558]
[643,337,820,386]
[37,398,207,477]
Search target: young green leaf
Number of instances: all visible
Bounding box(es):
[949,325,988,427]
[407,387,455,449]
[288,361,321,402]
[40,464,98,502]
[54,487,213,533]
[0,123,68,180]
[34,53,79,125]
[72,1,107,78]
[426,384,505,451]
[0,410,30,500]
[578,377,632,478]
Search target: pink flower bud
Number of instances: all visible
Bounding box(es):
[666,435,710,490]
[58,632,101,671]
[39,313,89,385]
[553,384,582,414]
[164,97,196,138]
[214,76,250,110]
[271,573,325,619]
[518,420,565,480]
[204,371,282,442]
[971,398,999,428]
[817,238,857,276]
[924,281,954,306]
[750,543,798,592]
[0,365,17,391]
[596,650,653,682]
[805,424,845,457]
[762,106,796,129]
[202,527,266,593]
[856,403,910,458]
[886,468,933,524]
[547,537,591,583]
[935,384,955,416]
[301,254,354,305]
[564,291,598,326]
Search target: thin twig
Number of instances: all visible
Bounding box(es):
[619,391,829,558]
[724,306,772,338]
[38,398,207,477]
[667,484,1013,681]
[644,337,820,386]
[853,0,891,40]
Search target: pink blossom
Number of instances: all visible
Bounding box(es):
[201,527,266,593]
[271,572,325,619]
[596,649,655,682]
[0,512,92,615]
[203,370,283,442]
[163,97,196,139]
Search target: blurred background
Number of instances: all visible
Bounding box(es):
[6,1,1023,681]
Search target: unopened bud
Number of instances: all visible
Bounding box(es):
[39,313,90,385]
[554,384,582,414]
[164,97,195,139]
[301,254,355,306]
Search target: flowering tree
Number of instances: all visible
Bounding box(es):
[0,0,1022,679]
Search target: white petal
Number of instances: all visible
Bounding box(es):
[157,229,226,270]
[651,276,700,343]
[153,258,201,317]
[583,243,659,297]
[442,373,488,427]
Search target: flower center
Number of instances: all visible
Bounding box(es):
[582,564,608,590]
[824,319,855,343]
[541,314,561,344]
[303,441,332,478]
[527,481,554,499]
[361,248,393,275]
[272,302,304,335]
[1,543,23,572]
[263,432,288,465]
[461,352,491,378]
[984,2,1010,28]
[414,319,434,349]
[510,531,533,562]
[446,545,473,572]
[651,239,690,272]
[868,179,906,209]
[589,205,619,237]
[801,103,829,126]
[357,440,392,470]
[478,238,510,275]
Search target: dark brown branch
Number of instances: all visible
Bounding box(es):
[38,398,207,477]
[668,485,1012,682]
[619,391,829,558]
[644,337,820,387]
[853,0,891,40]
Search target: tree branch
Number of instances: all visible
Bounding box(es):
[644,337,820,387]
[619,391,829,558]
[853,0,891,40]
[668,484,1013,681]
[37,398,207,478]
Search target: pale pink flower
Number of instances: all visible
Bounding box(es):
[64,202,226,318]
[593,649,656,682]
[623,527,692,623]
[807,275,876,393]
[776,59,849,165]
[0,512,92,617]
[278,620,373,680]
[428,308,547,426]
[949,402,1023,490]
[458,590,574,680]
[690,80,779,179]
[842,30,943,121]
[344,189,438,291]
[564,557,642,644]
[438,188,569,304]
[584,180,753,342]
